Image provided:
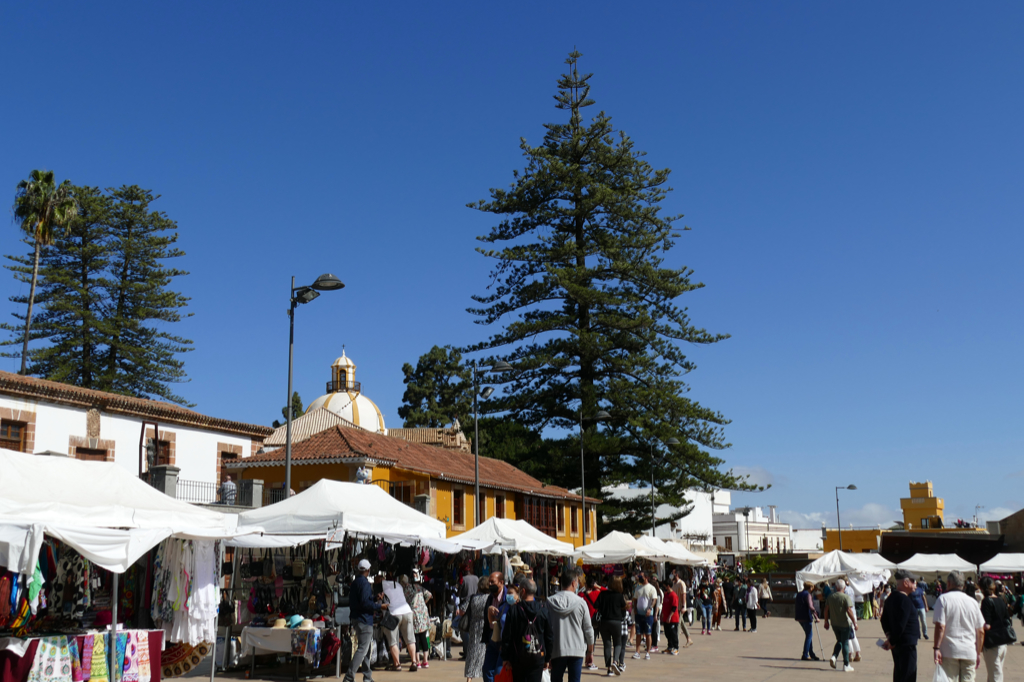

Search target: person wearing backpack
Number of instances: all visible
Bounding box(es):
[502,578,552,682]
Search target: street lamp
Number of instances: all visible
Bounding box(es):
[835,484,857,551]
[472,360,512,527]
[650,437,680,537]
[579,409,611,546]
[285,274,344,497]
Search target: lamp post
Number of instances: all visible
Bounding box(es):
[285,273,344,497]
[835,484,857,551]
[472,360,513,527]
[578,409,611,546]
[649,437,680,537]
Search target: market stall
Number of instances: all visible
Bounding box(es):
[794,550,891,594]
[0,450,250,682]
[897,553,976,579]
[635,536,708,566]
[980,553,1024,573]
[572,531,658,565]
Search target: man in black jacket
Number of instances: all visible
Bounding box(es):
[881,570,921,682]
[345,559,386,682]
[502,578,552,682]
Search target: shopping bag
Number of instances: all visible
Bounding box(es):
[932,664,950,682]
[541,669,551,682]
[495,662,514,682]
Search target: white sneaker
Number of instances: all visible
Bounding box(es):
[644,653,650,660]
[632,653,642,660]
[842,665,855,672]
[606,671,615,677]
[588,665,599,671]
[829,656,837,669]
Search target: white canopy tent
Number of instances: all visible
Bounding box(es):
[573,531,658,564]
[236,479,446,545]
[448,517,574,555]
[853,553,898,571]
[898,553,976,578]
[635,535,708,566]
[0,449,242,574]
[794,550,891,594]
[980,553,1024,573]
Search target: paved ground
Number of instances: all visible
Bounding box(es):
[211,616,1024,682]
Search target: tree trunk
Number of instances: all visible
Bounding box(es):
[20,240,41,375]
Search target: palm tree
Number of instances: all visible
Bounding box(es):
[12,170,77,374]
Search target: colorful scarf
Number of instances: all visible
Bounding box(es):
[68,637,83,682]
[80,635,93,681]
[121,633,139,682]
[113,634,127,682]
[89,634,108,682]
[136,634,151,682]
[27,636,73,682]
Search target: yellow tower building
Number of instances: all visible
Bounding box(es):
[900,481,945,530]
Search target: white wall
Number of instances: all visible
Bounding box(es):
[0,394,253,484]
[792,528,825,552]
[605,486,732,546]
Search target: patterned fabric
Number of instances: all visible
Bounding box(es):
[80,634,93,681]
[68,637,83,682]
[90,634,108,682]
[27,636,73,682]
[160,642,210,679]
[122,633,139,682]
[114,634,127,682]
[136,631,151,682]
[290,629,321,664]
[404,585,430,633]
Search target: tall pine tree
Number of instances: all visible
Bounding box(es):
[467,51,758,534]
[103,186,193,404]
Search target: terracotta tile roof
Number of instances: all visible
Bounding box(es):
[387,427,471,452]
[0,370,273,438]
[235,424,599,503]
[264,408,359,446]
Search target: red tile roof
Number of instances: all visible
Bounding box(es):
[0,371,273,437]
[235,424,598,503]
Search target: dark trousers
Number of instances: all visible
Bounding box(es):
[662,621,679,651]
[799,621,813,658]
[511,658,545,682]
[832,627,851,666]
[549,657,582,682]
[482,641,503,682]
[600,620,624,668]
[891,646,917,682]
[344,622,374,682]
[734,605,747,630]
[748,610,758,631]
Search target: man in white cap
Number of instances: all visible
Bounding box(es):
[345,559,386,682]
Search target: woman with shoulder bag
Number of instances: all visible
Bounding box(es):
[980,577,1016,682]
[596,576,627,674]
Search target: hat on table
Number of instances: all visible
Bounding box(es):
[297,619,315,630]
[287,614,304,628]
[271,618,288,629]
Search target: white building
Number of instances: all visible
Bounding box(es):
[791,527,826,552]
[0,371,272,501]
[604,485,731,549]
[712,505,793,554]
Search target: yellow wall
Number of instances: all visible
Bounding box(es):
[900,480,944,530]
[823,528,883,553]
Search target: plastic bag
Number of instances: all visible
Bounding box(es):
[933,664,950,682]
[541,669,551,682]
[495,663,514,682]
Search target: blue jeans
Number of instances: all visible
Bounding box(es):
[482,641,503,682]
[549,657,583,682]
[701,604,712,627]
[799,621,813,658]
[916,608,928,638]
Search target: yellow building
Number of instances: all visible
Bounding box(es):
[823,528,883,553]
[900,481,945,530]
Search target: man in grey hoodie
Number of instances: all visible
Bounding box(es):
[547,568,595,682]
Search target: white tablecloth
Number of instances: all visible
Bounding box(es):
[240,627,294,654]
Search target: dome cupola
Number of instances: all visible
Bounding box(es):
[305,348,386,434]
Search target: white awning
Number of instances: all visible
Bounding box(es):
[634,535,708,566]
[794,550,891,593]
[898,553,977,577]
[448,518,574,555]
[573,531,659,564]
[980,553,1024,573]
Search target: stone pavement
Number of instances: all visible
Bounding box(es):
[214,615,1024,682]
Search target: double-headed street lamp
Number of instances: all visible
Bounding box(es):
[650,437,680,537]
[472,360,513,527]
[835,484,857,551]
[579,409,611,546]
[285,274,344,496]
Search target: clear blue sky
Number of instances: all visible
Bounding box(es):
[3,2,1022,530]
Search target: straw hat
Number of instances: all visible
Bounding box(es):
[271,618,288,629]
[297,619,315,630]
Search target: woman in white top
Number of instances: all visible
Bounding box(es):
[381,575,417,670]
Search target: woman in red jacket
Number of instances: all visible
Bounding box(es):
[660,581,681,655]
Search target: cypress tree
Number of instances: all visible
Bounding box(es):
[467,51,759,534]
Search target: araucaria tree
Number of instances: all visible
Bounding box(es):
[11,170,77,374]
[398,345,472,428]
[467,52,757,534]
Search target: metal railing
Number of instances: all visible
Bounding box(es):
[263,487,290,506]
[143,473,257,507]
[325,380,362,394]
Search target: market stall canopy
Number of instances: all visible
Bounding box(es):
[448,517,574,555]
[237,479,446,541]
[794,550,891,594]
[853,553,898,571]
[0,449,242,573]
[980,553,1024,573]
[635,536,708,566]
[898,553,976,577]
[573,531,658,564]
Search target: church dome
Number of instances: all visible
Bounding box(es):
[305,349,386,434]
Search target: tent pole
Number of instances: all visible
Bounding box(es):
[110,571,118,682]
[209,542,222,682]
[544,555,549,598]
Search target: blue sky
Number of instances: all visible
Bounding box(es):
[2,3,1022,530]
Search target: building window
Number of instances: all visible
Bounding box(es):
[556,504,565,533]
[0,420,27,452]
[725,537,733,550]
[220,451,238,483]
[521,496,557,537]
[570,506,578,535]
[76,447,107,462]
[453,488,464,527]
[713,536,717,546]
[584,507,591,535]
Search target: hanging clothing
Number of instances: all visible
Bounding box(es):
[89,634,108,682]
[28,636,73,682]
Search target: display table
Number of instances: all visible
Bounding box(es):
[0,631,163,682]
[240,627,294,654]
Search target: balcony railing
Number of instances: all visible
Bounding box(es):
[142,468,259,507]
[325,380,362,394]
[263,487,290,506]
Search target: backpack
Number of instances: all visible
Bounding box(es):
[520,610,544,658]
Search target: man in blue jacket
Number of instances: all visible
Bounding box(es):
[909,579,929,639]
[881,570,921,682]
[345,559,386,682]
